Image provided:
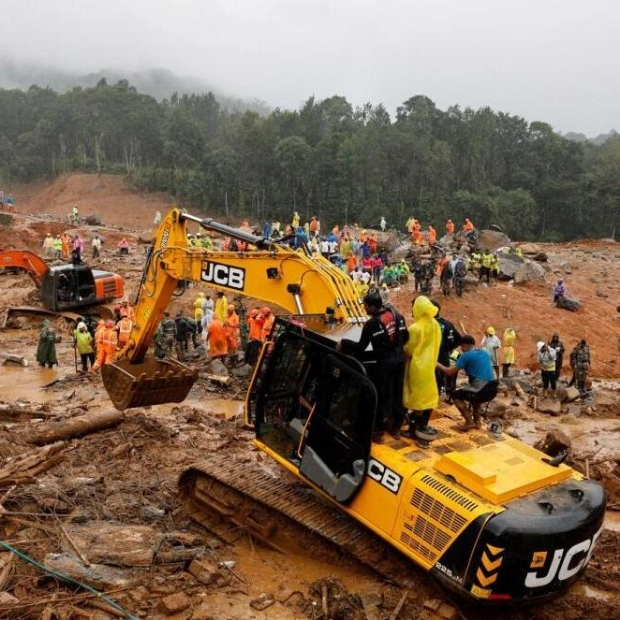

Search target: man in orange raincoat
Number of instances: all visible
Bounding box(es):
[223,304,240,362]
[206,314,228,360]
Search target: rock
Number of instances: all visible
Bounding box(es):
[514,261,546,284]
[536,399,562,416]
[494,251,525,279]
[83,214,103,225]
[188,559,220,585]
[557,386,580,403]
[207,359,228,376]
[232,363,253,377]
[0,593,19,605]
[475,230,512,252]
[158,592,192,615]
[535,429,571,456]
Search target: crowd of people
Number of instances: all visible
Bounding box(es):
[32,206,594,431]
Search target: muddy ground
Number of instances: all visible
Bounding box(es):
[0,174,620,619]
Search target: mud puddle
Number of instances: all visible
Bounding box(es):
[0,364,60,403]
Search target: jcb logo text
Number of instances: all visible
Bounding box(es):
[201,262,245,290]
[367,458,402,494]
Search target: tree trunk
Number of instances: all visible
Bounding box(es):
[28,409,125,446]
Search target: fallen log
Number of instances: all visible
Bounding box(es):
[27,409,125,446]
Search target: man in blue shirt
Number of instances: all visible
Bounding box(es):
[437,334,497,431]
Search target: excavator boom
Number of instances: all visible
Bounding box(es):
[102,208,366,410]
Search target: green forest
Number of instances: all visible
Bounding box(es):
[0,79,619,240]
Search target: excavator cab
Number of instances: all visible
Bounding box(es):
[249,316,377,503]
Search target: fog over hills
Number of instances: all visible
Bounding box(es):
[0,59,271,115]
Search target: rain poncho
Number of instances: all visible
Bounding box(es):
[403,296,441,411]
[502,328,516,365]
[36,319,58,367]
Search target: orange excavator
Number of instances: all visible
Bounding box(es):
[0,249,124,312]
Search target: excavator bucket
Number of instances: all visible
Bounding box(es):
[102,357,198,411]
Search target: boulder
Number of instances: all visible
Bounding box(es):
[475,229,512,252]
[514,261,546,284]
[495,251,525,279]
[83,214,103,225]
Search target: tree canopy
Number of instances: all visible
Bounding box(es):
[0,81,618,240]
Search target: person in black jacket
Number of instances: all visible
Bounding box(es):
[432,300,462,400]
[337,289,408,440]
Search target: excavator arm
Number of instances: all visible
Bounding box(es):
[0,250,49,288]
[102,208,367,410]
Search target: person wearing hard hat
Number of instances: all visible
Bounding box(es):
[223,303,240,363]
[74,321,95,372]
[481,326,501,379]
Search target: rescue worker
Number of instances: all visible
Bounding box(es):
[432,300,462,399]
[194,292,205,323]
[43,233,55,258]
[175,310,192,362]
[214,291,228,322]
[157,311,177,359]
[92,235,102,259]
[445,219,455,235]
[552,279,566,304]
[502,327,516,377]
[116,314,133,349]
[74,321,95,372]
[53,235,62,259]
[548,333,565,381]
[92,320,117,370]
[463,218,475,232]
[479,250,493,285]
[223,303,241,363]
[538,341,557,398]
[70,205,79,224]
[338,289,407,440]
[61,233,71,260]
[245,308,262,365]
[154,211,162,225]
[118,300,135,321]
[571,339,591,395]
[36,319,60,368]
[437,335,496,431]
[481,326,501,379]
[292,211,300,229]
[427,225,436,246]
[260,307,274,342]
[403,296,441,440]
[206,313,228,360]
[117,238,129,255]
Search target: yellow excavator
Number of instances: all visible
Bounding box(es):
[102,208,605,605]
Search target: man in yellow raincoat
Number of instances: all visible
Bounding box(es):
[403,296,441,440]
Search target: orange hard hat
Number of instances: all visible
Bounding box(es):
[249,308,259,317]
[227,304,235,311]
[105,320,114,328]
[261,307,271,315]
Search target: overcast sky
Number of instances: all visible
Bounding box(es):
[0,0,617,136]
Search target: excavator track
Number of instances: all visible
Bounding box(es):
[178,454,429,589]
